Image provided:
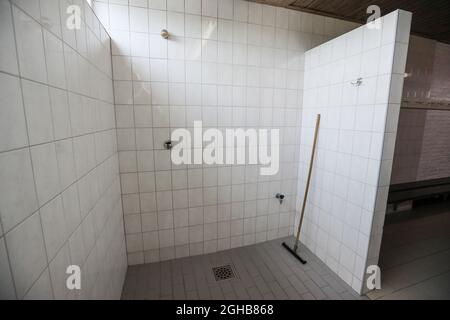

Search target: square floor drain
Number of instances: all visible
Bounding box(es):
[212,264,236,281]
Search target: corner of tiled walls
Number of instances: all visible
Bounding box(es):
[297,9,411,294]
[91,0,360,265]
[0,0,127,299]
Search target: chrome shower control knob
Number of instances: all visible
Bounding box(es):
[161,29,169,39]
[164,140,173,150]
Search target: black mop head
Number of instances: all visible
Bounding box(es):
[282,242,307,264]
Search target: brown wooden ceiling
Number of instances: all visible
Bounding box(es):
[248,0,450,44]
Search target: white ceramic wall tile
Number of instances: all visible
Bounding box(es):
[43,29,66,89]
[22,79,54,145]
[0,237,16,299]
[130,6,148,32]
[12,5,47,83]
[49,88,71,140]
[0,0,127,300]
[149,0,166,10]
[113,56,132,80]
[0,0,19,75]
[40,196,67,261]
[39,0,63,36]
[5,212,47,298]
[31,142,61,206]
[168,0,184,12]
[23,268,53,300]
[0,148,38,233]
[109,4,129,31]
[0,73,28,152]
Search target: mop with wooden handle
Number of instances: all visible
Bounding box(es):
[282,114,321,264]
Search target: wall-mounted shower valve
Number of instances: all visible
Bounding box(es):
[161,29,169,39]
[276,193,285,204]
[164,140,173,150]
[351,77,363,86]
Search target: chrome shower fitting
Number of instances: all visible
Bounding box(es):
[275,193,285,204]
[164,139,173,150]
[161,29,169,39]
[351,77,363,86]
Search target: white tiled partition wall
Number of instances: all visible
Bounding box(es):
[91,0,360,265]
[0,0,127,299]
[297,10,411,294]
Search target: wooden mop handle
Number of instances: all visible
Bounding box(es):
[294,114,321,252]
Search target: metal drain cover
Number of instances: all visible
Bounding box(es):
[212,264,236,281]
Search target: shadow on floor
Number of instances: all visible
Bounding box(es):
[368,200,450,300]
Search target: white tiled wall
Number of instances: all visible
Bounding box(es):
[297,10,411,294]
[92,0,360,264]
[0,0,127,299]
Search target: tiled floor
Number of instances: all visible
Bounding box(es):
[368,202,450,300]
[120,203,450,300]
[121,237,366,300]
